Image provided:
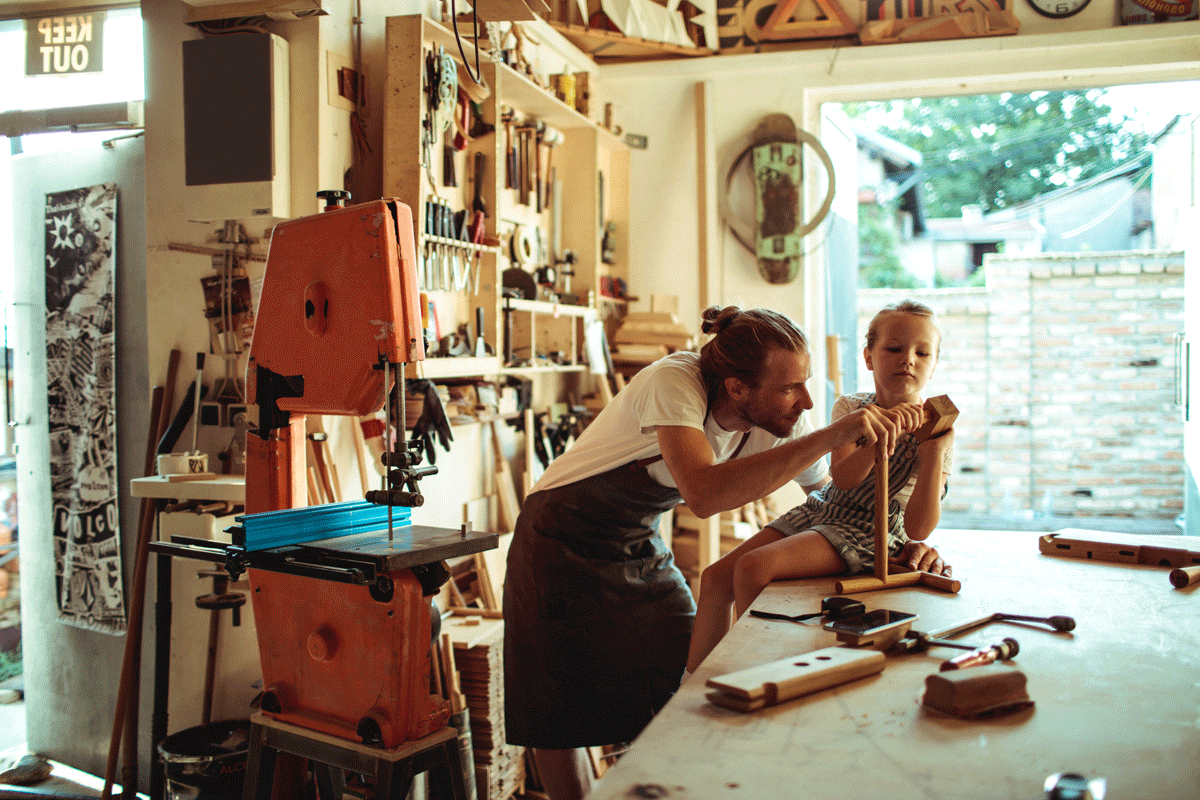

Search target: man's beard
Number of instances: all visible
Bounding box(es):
[740,401,796,439]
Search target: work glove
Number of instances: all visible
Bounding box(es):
[407,379,453,464]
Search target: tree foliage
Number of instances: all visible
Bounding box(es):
[858,204,918,289]
[843,91,1152,218]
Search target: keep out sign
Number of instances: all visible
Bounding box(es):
[25,13,106,75]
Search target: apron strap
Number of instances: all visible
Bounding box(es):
[627,429,752,472]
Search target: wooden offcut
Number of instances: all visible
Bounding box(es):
[491,421,521,533]
[706,645,886,712]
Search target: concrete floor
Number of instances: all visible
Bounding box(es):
[0,693,109,798]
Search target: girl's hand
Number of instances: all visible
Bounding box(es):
[892,402,925,434]
[891,541,951,576]
[918,425,955,457]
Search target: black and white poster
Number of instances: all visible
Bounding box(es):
[45,183,124,633]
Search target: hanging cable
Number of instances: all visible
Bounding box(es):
[450,0,483,87]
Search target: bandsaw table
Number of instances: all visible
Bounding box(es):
[586,529,1200,800]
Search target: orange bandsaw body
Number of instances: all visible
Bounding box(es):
[242,197,446,747]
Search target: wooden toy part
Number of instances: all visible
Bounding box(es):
[1040,530,1200,569]
[835,568,961,596]
[845,393,960,597]
[1170,565,1200,589]
[705,646,886,712]
[913,395,958,442]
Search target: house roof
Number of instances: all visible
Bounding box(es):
[852,123,922,167]
[923,215,1042,242]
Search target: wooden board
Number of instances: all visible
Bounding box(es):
[444,615,506,650]
[491,421,521,532]
[706,645,885,711]
[1039,528,1200,568]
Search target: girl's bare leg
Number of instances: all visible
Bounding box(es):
[686,527,785,673]
[732,530,846,616]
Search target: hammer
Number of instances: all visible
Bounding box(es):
[540,124,564,211]
[835,395,959,596]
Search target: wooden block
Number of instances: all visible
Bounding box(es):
[922,665,1033,719]
[705,645,885,712]
[912,395,958,442]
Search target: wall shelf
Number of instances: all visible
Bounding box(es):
[503,364,589,376]
[407,355,502,380]
[505,298,597,318]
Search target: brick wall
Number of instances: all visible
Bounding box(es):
[855,251,1186,520]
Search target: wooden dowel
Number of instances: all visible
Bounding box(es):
[834,570,962,596]
[917,572,962,593]
[874,442,888,583]
[449,606,504,618]
[1170,565,1200,588]
[836,571,923,595]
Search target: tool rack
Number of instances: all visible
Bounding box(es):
[383,14,629,384]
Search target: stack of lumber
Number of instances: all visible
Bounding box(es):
[610,311,695,376]
[447,617,525,800]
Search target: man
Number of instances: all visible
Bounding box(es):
[503,307,942,800]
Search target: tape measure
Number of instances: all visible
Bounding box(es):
[510,225,536,271]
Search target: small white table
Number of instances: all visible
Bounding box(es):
[130,474,245,503]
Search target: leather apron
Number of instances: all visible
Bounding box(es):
[503,434,748,749]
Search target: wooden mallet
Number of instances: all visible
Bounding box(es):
[835,395,961,596]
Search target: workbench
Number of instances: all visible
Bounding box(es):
[587,529,1200,800]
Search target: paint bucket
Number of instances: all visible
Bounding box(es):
[157,719,250,800]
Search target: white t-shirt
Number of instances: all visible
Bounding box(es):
[532,351,829,494]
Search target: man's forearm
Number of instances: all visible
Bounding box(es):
[677,429,840,518]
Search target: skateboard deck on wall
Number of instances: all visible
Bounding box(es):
[752,113,803,284]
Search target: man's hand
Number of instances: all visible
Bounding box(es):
[832,403,921,455]
[891,541,951,576]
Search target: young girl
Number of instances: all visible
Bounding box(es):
[686,300,955,673]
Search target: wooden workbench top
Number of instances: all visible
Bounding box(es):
[587,529,1200,800]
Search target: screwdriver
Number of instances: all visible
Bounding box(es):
[939,637,1020,671]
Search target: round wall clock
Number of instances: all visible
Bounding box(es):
[1026,0,1092,17]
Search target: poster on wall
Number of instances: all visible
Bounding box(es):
[44,183,124,633]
